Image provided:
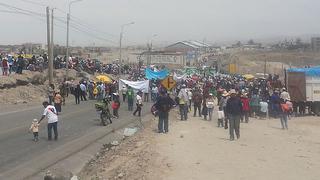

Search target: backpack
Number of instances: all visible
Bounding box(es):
[281,103,290,112]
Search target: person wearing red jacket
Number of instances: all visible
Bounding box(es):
[240,93,250,123]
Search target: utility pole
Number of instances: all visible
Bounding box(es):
[46,7,53,84]
[264,58,267,79]
[66,12,70,80]
[66,0,83,80]
[50,8,54,81]
[119,22,134,72]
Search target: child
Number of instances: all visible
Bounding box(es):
[29,119,40,141]
[111,93,121,118]
[217,107,225,128]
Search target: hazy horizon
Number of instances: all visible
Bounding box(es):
[1,0,320,46]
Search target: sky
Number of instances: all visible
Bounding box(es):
[0,0,320,46]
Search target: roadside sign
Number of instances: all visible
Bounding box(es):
[161,76,176,90]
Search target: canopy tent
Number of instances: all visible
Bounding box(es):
[145,68,169,80]
[243,74,255,80]
[287,67,320,77]
[96,75,112,83]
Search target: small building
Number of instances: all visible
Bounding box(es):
[139,51,186,68]
[164,41,211,66]
[311,37,320,51]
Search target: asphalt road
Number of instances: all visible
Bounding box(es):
[0,97,152,179]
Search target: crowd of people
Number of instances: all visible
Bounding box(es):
[26,61,300,142]
[0,53,148,76]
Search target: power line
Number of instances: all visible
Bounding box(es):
[19,0,47,7]
[0,2,45,17]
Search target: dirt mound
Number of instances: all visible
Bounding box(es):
[0,84,47,104]
[0,69,81,104]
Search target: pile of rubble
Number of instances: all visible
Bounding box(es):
[0,69,82,104]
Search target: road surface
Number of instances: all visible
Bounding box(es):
[0,97,152,179]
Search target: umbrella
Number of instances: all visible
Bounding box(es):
[96,75,112,83]
[243,74,255,80]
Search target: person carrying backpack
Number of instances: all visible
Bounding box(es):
[154,88,175,133]
[280,100,289,130]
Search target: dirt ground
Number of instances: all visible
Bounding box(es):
[79,109,320,180]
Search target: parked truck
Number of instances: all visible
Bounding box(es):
[286,67,320,116]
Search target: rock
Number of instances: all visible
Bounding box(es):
[16,76,29,86]
[180,135,184,138]
[111,141,119,146]
[43,169,73,180]
[70,176,79,180]
[31,73,47,85]
[123,128,138,137]
[117,172,124,179]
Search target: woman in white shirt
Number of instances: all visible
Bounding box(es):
[206,93,216,121]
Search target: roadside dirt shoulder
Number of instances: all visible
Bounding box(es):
[79,110,320,180]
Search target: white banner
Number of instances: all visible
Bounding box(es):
[173,72,187,81]
[119,79,150,93]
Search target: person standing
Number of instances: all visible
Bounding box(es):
[178,85,189,121]
[88,81,94,100]
[54,91,62,115]
[192,88,202,117]
[250,93,260,118]
[48,84,55,105]
[127,86,134,111]
[74,84,81,104]
[187,89,193,111]
[38,101,59,141]
[2,58,8,76]
[133,91,143,116]
[111,93,121,118]
[154,89,175,133]
[280,100,289,129]
[16,54,24,74]
[121,85,127,102]
[226,89,242,141]
[240,93,250,123]
[206,93,216,121]
[80,82,87,101]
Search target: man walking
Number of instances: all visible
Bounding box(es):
[192,88,202,117]
[133,91,143,116]
[226,89,242,141]
[154,89,175,133]
[80,82,87,101]
[38,101,59,141]
[127,86,134,111]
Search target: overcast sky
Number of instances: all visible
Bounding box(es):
[1,0,320,46]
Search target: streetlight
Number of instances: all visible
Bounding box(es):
[147,34,157,65]
[119,22,135,64]
[66,0,83,80]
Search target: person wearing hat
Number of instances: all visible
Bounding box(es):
[226,89,242,140]
[178,84,189,121]
[280,88,291,101]
[206,93,216,121]
[54,90,62,115]
[1,57,9,76]
[154,88,175,133]
[240,93,250,123]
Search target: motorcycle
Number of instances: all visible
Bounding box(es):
[95,97,113,126]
